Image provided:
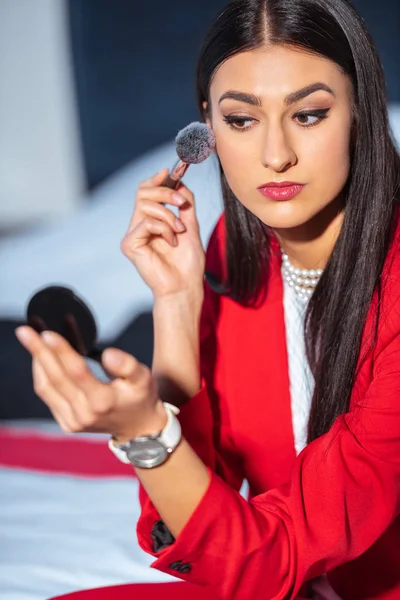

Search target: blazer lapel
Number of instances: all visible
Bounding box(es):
[219,235,297,494]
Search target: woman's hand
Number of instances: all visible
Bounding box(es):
[121,169,205,302]
[15,326,168,442]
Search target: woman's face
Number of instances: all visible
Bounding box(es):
[206,45,354,231]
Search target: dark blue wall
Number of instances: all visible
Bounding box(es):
[351,0,400,100]
[68,0,400,190]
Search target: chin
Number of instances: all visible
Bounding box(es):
[255,203,313,231]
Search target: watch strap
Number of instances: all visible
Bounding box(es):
[108,402,181,465]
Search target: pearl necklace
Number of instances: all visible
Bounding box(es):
[281,249,323,302]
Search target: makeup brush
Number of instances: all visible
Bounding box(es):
[161,122,226,296]
[162,121,216,190]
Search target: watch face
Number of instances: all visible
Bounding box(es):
[127,439,168,468]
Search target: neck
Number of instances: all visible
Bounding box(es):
[272,199,344,270]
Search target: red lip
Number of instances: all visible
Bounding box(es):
[258,181,303,188]
[257,182,305,201]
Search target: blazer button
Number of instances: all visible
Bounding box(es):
[169,560,192,574]
[179,563,192,574]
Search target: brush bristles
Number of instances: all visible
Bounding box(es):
[175,121,216,164]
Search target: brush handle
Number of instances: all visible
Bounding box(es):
[162,159,190,189]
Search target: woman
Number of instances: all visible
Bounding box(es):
[15,0,400,598]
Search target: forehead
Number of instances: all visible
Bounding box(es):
[210,45,350,103]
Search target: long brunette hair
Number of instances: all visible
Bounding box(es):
[196,0,400,442]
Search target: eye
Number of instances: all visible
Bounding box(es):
[293,108,330,128]
[223,115,256,131]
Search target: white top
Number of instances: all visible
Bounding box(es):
[282,278,314,455]
[282,272,343,600]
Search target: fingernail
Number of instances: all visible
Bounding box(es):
[41,331,57,345]
[15,326,30,344]
[175,219,186,232]
[172,193,185,205]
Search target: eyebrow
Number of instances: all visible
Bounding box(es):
[218,82,335,107]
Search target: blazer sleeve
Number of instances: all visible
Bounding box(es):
[136,217,244,551]
[139,272,400,598]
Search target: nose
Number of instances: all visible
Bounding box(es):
[261,124,297,173]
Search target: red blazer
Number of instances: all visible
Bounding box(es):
[137,210,400,600]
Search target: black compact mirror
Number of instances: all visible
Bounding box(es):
[27,286,104,362]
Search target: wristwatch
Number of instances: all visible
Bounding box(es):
[107,402,181,469]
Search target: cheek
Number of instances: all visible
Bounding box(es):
[214,129,258,197]
[302,122,352,187]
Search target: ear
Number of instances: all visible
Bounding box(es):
[203,101,212,128]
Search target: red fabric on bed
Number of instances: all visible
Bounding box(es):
[0,425,134,477]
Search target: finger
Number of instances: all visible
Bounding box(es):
[15,327,81,402]
[122,217,178,256]
[129,186,187,232]
[174,182,198,229]
[138,168,169,189]
[137,186,187,208]
[103,348,156,415]
[134,200,186,234]
[36,331,118,424]
[39,331,106,398]
[32,357,80,433]
[101,347,147,382]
